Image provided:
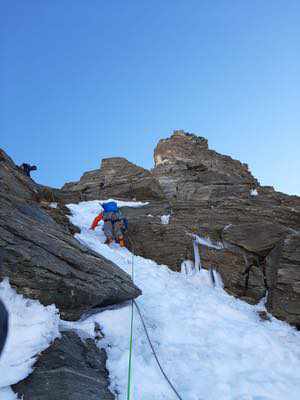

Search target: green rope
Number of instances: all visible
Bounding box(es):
[127,253,135,400]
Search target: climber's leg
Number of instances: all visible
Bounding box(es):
[103,221,114,244]
[114,221,126,247]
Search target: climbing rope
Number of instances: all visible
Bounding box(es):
[126,253,135,400]
[133,300,184,400]
[126,239,184,400]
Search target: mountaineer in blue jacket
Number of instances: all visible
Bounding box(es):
[90,201,128,247]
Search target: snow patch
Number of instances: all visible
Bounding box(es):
[0,280,60,398]
[160,214,170,225]
[155,155,170,166]
[48,202,58,209]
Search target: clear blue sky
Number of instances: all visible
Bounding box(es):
[1,1,299,194]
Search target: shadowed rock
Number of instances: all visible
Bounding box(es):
[266,234,300,326]
[0,149,141,321]
[0,149,40,201]
[13,332,115,400]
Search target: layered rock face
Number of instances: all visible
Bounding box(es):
[57,130,300,325]
[153,130,258,201]
[2,129,299,327]
[266,234,300,326]
[124,131,300,324]
[62,157,165,201]
[0,149,141,321]
[13,332,114,400]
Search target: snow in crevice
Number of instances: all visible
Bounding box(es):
[48,202,58,209]
[160,214,170,225]
[66,200,300,400]
[0,279,60,399]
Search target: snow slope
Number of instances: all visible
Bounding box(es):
[0,280,60,399]
[67,200,300,400]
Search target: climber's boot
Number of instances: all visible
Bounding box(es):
[118,236,126,248]
[104,237,114,245]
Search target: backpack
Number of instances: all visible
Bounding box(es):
[102,201,118,213]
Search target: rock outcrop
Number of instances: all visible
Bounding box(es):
[222,222,293,256]
[0,149,40,201]
[0,149,141,321]
[2,129,300,327]
[153,130,258,201]
[62,157,165,201]
[57,130,300,324]
[266,234,300,327]
[13,332,114,400]
[124,131,300,323]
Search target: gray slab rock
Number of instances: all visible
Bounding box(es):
[266,234,300,327]
[13,332,115,400]
[0,149,141,320]
[222,222,292,256]
[0,195,141,320]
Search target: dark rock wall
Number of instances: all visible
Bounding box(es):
[13,332,115,400]
[266,234,300,327]
[0,149,141,321]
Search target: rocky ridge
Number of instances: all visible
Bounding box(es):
[2,130,300,399]
[0,149,141,399]
[61,130,300,326]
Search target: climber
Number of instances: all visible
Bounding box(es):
[90,201,128,247]
[19,163,37,178]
